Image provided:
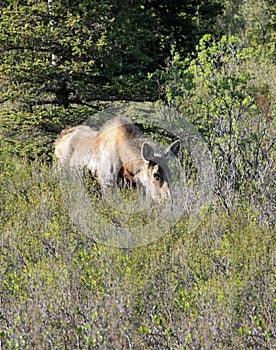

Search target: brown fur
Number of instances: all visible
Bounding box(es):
[55,117,180,201]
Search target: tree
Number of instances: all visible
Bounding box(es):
[144,0,224,54]
[162,35,275,222]
[0,0,160,158]
[0,0,226,111]
[0,0,226,159]
[0,0,162,110]
[218,0,276,48]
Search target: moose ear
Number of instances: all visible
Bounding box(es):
[141,142,155,161]
[163,140,181,159]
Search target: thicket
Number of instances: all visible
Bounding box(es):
[0,0,275,349]
[161,35,275,225]
[0,158,275,349]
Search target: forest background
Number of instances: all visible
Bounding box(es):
[0,0,275,349]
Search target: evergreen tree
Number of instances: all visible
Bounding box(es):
[0,0,226,158]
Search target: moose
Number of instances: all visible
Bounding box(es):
[55,117,180,202]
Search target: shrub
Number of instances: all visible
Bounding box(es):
[0,155,275,349]
[162,35,275,225]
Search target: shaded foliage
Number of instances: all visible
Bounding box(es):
[0,0,224,110]
[162,35,275,224]
[0,0,224,159]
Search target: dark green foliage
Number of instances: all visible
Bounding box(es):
[144,0,224,54]
[0,0,224,110]
[0,0,223,159]
[0,106,98,160]
[162,35,275,224]
[0,0,223,101]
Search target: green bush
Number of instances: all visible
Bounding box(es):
[162,35,275,225]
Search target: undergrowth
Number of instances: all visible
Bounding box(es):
[0,156,275,349]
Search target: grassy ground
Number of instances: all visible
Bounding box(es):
[0,156,275,349]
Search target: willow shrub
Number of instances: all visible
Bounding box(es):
[162,35,275,225]
[0,153,275,349]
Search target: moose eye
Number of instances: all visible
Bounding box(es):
[153,173,161,182]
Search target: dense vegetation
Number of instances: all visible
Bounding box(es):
[0,0,275,349]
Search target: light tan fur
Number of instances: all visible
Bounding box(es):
[55,117,180,201]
